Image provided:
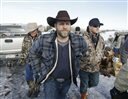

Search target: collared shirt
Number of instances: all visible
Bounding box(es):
[88,32,99,48]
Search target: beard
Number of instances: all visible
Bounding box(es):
[57,31,69,38]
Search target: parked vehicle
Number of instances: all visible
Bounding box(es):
[0,24,26,66]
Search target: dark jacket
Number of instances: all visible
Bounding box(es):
[28,31,87,82]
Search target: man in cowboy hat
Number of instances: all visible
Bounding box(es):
[28,10,87,99]
[20,22,42,97]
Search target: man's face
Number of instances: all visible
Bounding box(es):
[76,31,80,35]
[89,25,100,34]
[55,21,71,38]
[30,29,38,37]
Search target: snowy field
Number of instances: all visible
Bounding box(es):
[87,75,115,99]
[0,65,115,99]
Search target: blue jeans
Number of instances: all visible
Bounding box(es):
[44,77,71,99]
[25,64,33,81]
[113,48,120,56]
[79,70,99,93]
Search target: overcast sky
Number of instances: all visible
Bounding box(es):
[0,0,128,30]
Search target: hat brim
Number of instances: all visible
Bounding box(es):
[27,25,41,33]
[100,23,104,26]
[47,17,78,27]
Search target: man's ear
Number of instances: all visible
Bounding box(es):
[54,23,56,28]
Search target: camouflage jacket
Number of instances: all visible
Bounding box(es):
[21,34,39,63]
[80,32,105,72]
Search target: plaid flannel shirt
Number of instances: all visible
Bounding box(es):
[28,31,87,82]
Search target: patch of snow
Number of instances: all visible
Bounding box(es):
[87,75,116,99]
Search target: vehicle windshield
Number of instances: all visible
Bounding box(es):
[0,24,26,38]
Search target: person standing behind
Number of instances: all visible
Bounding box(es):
[112,32,122,57]
[107,35,114,47]
[120,34,128,65]
[110,38,128,99]
[75,26,83,36]
[21,23,42,97]
[28,10,87,99]
[79,18,105,99]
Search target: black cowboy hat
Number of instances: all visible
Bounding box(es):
[47,10,78,27]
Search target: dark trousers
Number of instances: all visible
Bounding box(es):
[44,78,71,99]
[110,87,128,99]
[25,64,33,81]
[79,70,99,93]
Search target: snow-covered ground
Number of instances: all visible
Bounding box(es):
[87,75,115,99]
[0,65,116,99]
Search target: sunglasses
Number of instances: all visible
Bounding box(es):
[92,25,100,28]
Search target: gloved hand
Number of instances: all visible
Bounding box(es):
[27,80,40,97]
[19,58,25,65]
[104,46,114,57]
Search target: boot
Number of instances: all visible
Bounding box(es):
[81,92,88,99]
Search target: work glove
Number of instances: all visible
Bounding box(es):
[27,80,40,97]
[104,46,114,57]
[18,58,25,65]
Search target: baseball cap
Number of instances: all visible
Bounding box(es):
[89,18,103,27]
